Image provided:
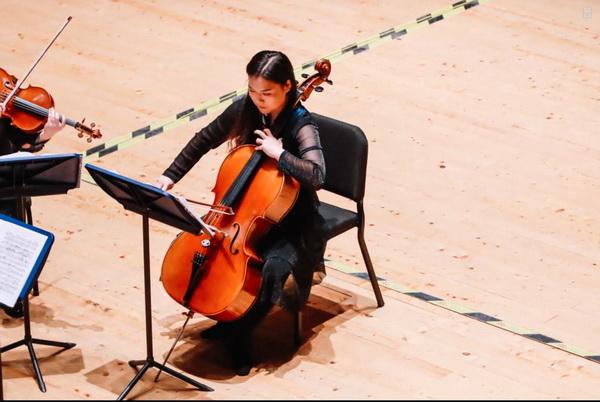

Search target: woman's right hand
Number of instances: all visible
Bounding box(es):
[156,175,175,191]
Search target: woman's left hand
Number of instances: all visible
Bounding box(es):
[255,128,284,160]
[40,108,66,142]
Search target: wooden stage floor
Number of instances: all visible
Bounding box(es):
[1,0,599,399]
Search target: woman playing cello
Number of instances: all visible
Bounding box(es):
[156,50,327,375]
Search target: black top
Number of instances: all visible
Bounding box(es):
[163,97,325,191]
[0,118,44,216]
[0,118,44,155]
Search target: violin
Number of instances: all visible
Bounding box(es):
[0,17,101,143]
[0,67,101,142]
[160,59,333,321]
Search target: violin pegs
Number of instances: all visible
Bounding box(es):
[90,122,96,128]
[301,73,309,78]
[314,86,324,93]
[326,79,333,85]
[87,137,92,143]
[77,132,83,138]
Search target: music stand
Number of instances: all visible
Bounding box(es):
[0,152,80,393]
[85,163,213,400]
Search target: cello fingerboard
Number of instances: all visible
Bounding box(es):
[219,150,265,208]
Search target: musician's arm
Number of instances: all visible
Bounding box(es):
[162,101,240,184]
[278,124,326,190]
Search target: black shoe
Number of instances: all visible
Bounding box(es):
[231,332,253,376]
[200,321,235,340]
[234,360,252,376]
[3,300,24,318]
[233,348,253,376]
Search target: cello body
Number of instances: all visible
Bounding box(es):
[160,145,300,321]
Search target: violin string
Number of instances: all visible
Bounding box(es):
[4,100,43,115]
[0,91,49,117]
[1,90,91,133]
[8,99,47,117]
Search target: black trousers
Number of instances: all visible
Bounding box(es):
[229,256,293,335]
[0,198,18,218]
[0,197,32,220]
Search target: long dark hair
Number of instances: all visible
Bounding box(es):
[232,50,297,147]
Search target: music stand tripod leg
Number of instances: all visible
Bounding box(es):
[117,361,152,400]
[0,296,76,392]
[116,214,213,400]
[24,200,40,297]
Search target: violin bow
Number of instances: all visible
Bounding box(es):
[1,16,72,111]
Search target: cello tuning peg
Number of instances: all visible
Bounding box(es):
[87,137,92,143]
[326,79,333,85]
[301,73,309,78]
[90,122,96,128]
[314,86,324,93]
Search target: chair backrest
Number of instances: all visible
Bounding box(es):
[312,113,368,202]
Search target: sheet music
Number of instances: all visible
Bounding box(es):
[0,219,47,307]
[0,151,79,161]
[175,196,203,222]
[0,151,34,160]
[175,195,217,237]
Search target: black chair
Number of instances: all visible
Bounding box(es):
[293,113,385,344]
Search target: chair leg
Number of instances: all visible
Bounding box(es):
[293,309,302,346]
[357,203,384,307]
[357,232,384,307]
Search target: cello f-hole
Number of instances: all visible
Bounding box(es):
[230,223,241,255]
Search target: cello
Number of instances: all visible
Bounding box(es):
[160,59,332,321]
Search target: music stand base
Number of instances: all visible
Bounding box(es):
[117,358,213,400]
[0,338,75,393]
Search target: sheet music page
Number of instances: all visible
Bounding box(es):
[0,151,80,160]
[0,219,47,307]
[174,195,220,237]
[175,195,204,223]
[0,151,34,160]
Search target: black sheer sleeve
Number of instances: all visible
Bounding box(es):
[162,101,240,183]
[278,124,326,190]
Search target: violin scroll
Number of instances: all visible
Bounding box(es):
[75,117,102,143]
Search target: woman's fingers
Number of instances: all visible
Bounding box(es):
[58,111,66,126]
[155,175,174,190]
[254,128,273,138]
[47,108,65,127]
